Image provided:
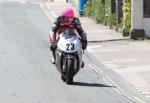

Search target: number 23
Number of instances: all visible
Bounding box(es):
[66,43,75,51]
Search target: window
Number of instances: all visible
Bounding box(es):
[144,0,150,17]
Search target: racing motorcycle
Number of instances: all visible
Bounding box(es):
[55,28,83,84]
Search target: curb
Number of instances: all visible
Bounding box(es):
[88,38,131,43]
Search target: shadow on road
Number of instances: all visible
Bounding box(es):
[73,82,116,88]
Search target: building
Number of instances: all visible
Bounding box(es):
[131,0,150,39]
[115,0,123,23]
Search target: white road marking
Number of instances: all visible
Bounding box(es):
[6,0,27,4]
[89,64,146,103]
[132,84,150,99]
[45,2,51,10]
[51,11,57,18]
[87,45,102,52]
[44,2,57,18]
[39,2,54,22]
[103,61,118,69]
[141,92,150,95]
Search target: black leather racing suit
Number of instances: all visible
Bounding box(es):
[49,16,87,59]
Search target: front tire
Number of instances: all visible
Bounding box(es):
[66,58,74,85]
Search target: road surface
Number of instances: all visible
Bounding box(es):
[0,0,148,103]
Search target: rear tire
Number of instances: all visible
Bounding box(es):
[61,75,66,82]
[66,58,74,85]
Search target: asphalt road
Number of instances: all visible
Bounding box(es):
[0,1,147,103]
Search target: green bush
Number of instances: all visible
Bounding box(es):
[94,0,105,23]
[84,0,105,23]
[122,0,131,36]
[115,18,123,31]
[84,0,124,32]
[106,13,116,28]
[83,0,92,16]
[122,24,131,37]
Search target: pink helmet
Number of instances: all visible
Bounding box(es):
[61,7,74,25]
[61,7,74,17]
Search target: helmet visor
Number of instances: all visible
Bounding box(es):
[63,17,73,22]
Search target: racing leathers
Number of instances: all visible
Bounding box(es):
[49,16,87,64]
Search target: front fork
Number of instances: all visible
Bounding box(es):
[63,54,75,72]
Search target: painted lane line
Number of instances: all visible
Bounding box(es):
[10,0,26,4]
[18,0,26,4]
[45,2,51,10]
[141,92,150,95]
[44,2,57,18]
[39,3,54,23]
[87,45,103,52]
[39,2,44,8]
[89,64,111,86]
[44,2,58,21]
[141,91,150,98]
[87,45,103,49]
[89,64,146,103]
[45,10,54,22]
[131,83,150,100]
[145,95,150,98]
[51,11,57,18]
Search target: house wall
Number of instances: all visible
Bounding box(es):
[143,18,150,36]
[131,0,150,36]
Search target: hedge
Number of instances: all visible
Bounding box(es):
[84,0,105,23]
[83,0,131,36]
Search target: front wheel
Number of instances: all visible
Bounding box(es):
[66,58,74,85]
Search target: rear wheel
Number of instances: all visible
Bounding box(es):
[61,75,66,82]
[66,58,74,85]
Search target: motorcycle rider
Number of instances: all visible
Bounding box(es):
[49,7,87,67]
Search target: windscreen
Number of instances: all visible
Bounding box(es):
[62,28,76,39]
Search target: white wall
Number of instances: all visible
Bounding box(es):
[131,0,150,36]
[131,0,143,29]
[143,18,150,36]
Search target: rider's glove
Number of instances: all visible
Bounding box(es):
[50,41,57,51]
[81,40,87,50]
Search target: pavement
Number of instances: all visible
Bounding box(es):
[40,0,150,100]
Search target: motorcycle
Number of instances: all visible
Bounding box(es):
[55,28,83,84]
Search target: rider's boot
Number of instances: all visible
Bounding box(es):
[51,57,56,64]
[51,50,56,64]
[81,61,84,68]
